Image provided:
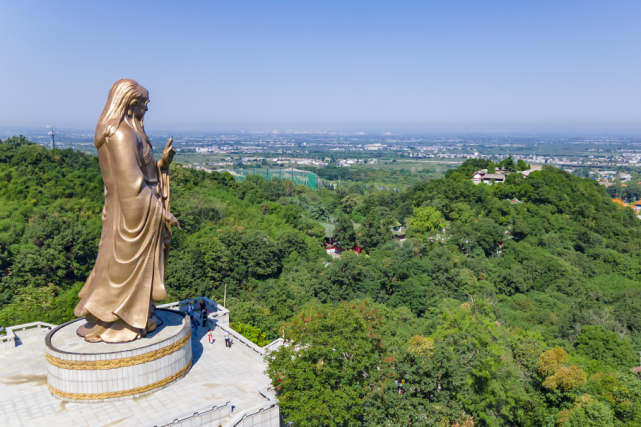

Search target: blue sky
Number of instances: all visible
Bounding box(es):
[0,1,639,132]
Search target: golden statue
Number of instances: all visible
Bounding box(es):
[74,79,180,343]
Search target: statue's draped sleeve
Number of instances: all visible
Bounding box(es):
[75,128,170,330]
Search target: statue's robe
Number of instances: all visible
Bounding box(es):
[74,121,170,343]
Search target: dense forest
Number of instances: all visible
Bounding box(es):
[2,137,641,426]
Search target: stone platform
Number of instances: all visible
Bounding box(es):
[45,309,192,401]
[0,297,277,427]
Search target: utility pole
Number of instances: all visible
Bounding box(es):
[47,126,58,148]
[223,283,227,308]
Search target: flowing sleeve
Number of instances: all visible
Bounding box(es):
[158,163,170,215]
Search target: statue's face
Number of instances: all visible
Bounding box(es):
[132,95,149,121]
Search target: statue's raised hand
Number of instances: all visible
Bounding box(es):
[158,137,175,170]
[165,211,181,229]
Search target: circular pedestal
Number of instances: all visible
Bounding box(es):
[45,308,192,402]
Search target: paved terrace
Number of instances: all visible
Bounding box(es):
[0,323,272,427]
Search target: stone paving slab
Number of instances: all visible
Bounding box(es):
[0,324,270,427]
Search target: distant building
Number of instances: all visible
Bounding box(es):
[472,169,488,184]
[324,242,362,258]
[472,165,542,185]
[483,173,506,184]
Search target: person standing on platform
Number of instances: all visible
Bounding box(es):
[224,329,231,348]
[207,329,214,346]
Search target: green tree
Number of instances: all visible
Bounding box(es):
[230,322,269,346]
[365,343,472,427]
[332,215,356,249]
[499,155,516,172]
[557,398,615,427]
[367,299,533,426]
[449,202,475,224]
[572,167,592,178]
[470,218,505,256]
[575,325,638,369]
[357,214,392,251]
[267,301,385,427]
[218,228,281,285]
[314,251,382,302]
[340,194,361,214]
[279,204,303,227]
[409,206,445,234]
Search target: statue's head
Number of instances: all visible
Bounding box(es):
[95,79,149,148]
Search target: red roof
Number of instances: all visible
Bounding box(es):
[325,245,362,254]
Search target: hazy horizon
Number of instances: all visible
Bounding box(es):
[1,1,639,132]
[3,123,641,138]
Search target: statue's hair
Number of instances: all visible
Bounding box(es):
[94,79,148,149]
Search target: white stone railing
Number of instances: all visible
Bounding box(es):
[263,337,285,353]
[158,296,285,364]
[157,296,221,314]
[0,321,58,350]
[152,389,279,427]
[0,297,285,362]
[224,388,279,427]
[224,329,284,364]
[157,297,230,330]
[155,399,232,427]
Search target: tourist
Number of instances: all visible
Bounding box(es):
[207,329,214,345]
[224,329,231,348]
[201,308,208,325]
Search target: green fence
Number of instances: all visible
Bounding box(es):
[231,168,319,190]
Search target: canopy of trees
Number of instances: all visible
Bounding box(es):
[2,141,641,426]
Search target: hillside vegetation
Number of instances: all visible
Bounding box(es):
[1,138,641,426]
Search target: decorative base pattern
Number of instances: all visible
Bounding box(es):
[45,331,191,370]
[45,309,192,402]
[48,357,192,400]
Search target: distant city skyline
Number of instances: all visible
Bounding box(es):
[0,1,640,132]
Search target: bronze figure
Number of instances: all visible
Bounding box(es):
[74,79,180,343]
